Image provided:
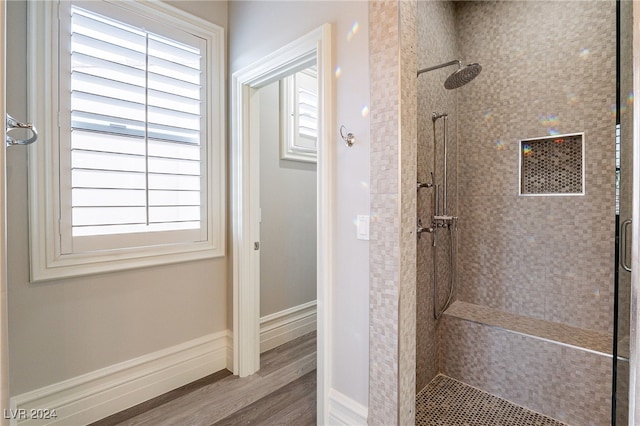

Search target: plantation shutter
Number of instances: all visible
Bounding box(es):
[66,6,206,248]
[293,70,318,148]
[296,71,318,141]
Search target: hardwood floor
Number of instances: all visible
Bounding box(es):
[213,372,316,426]
[91,332,316,426]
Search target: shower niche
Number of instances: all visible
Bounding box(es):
[519,133,585,196]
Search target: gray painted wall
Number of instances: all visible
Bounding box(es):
[6,0,228,396]
[6,0,371,412]
[258,81,317,317]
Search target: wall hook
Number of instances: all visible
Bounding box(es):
[339,125,355,147]
[6,114,38,147]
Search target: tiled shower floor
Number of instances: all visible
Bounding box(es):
[416,375,569,426]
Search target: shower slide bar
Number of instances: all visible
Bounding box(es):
[440,115,449,215]
[416,113,458,318]
[429,111,457,319]
[427,112,449,216]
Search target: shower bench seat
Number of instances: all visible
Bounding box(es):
[443,300,612,356]
[440,300,616,426]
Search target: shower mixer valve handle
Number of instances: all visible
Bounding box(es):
[417,172,435,191]
[417,218,434,239]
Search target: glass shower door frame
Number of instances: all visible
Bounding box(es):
[627,1,640,423]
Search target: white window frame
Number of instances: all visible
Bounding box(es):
[27,0,225,282]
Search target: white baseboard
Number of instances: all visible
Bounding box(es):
[327,388,368,425]
[260,300,317,353]
[226,329,234,371]
[9,331,232,426]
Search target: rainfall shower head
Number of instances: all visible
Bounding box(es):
[417,60,482,89]
[444,63,482,89]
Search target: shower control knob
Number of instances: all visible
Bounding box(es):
[417,181,433,190]
[416,219,434,239]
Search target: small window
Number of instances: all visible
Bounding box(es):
[280,67,318,163]
[28,0,225,281]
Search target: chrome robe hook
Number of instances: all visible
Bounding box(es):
[339,125,355,147]
[6,114,38,146]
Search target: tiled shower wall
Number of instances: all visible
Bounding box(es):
[455,1,617,334]
[415,0,458,392]
[441,315,612,425]
[414,1,618,421]
[368,0,417,424]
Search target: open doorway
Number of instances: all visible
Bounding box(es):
[230,24,332,423]
[257,70,317,356]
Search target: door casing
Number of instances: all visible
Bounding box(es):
[230,24,333,424]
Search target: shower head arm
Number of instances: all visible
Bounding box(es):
[417,60,462,77]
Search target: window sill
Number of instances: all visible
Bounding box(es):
[29,241,224,283]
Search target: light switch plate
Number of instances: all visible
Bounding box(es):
[357,215,370,240]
